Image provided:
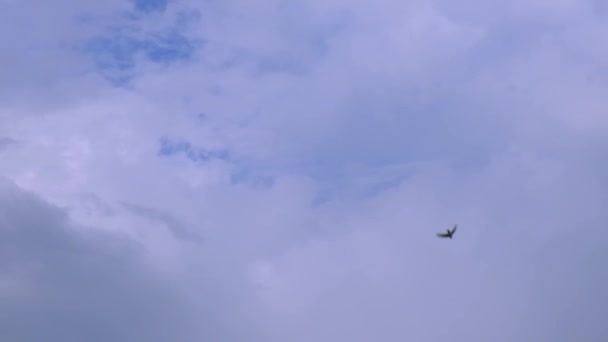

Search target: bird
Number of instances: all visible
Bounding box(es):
[436,224,457,239]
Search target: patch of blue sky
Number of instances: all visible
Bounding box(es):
[158,137,229,163]
[84,28,197,84]
[158,136,277,189]
[82,8,200,85]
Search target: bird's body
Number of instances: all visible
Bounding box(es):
[437,224,457,239]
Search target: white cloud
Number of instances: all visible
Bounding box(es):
[1,0,607,340]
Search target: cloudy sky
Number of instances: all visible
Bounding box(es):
[1,0,607,340]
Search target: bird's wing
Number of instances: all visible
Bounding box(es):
[450,225,457,234]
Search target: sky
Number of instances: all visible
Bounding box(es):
[1,0,607,341]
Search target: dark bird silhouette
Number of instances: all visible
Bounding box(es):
[437,224,457,239]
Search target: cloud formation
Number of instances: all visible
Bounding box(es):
[1,0,607,340]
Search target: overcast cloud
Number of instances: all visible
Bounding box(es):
[1,0,607,341]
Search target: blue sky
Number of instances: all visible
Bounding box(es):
[1,0,607,340]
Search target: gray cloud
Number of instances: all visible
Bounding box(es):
[121,201,205,243]
[0,178,239,341]
[0,137,19,151]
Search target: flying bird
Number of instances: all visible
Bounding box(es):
[437,224,457,239]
